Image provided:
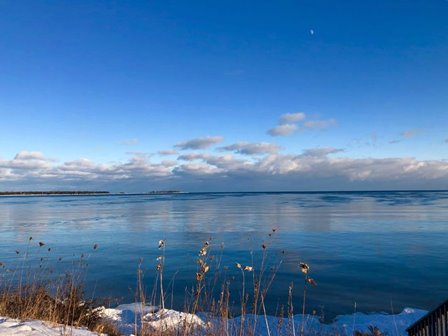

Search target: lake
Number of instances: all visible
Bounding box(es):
[0,191,447,319]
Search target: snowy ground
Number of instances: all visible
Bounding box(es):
[100,303,427,336]
[0,316,99,336]
[0,304,427,335]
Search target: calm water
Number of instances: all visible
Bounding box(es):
[0,191,447,318]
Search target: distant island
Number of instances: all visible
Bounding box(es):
[0,191,110,196]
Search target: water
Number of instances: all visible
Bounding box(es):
[0,191,447,319]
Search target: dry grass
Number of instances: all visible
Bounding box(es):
[0,230,324,336]
[0,276,122,335]
[131,228,319,336]
[0,240,120,335]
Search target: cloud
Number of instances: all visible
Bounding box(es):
[269,112,336,135]
[389,140,401,144]
[302,147,344,157]
[158,149,178,156]
[0,151,53,172]
[303,119,337,129]
[119,138,139,146]
[175,162,224,175]
[14,151,48,161]
[280,112,306,124]
[2,148,448,192]
[177,153,209,161]
[267,124,297,136]
[175,136,224,150]
[445,138,448,144]
[400,129,422,138]
[219,142,281,155]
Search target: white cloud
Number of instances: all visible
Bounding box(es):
[267,124,297,136]
[178,153,209,161]
[14,151,47,160]
[269,112,336,135]
[302,148,344,157]
[2,149,448,191]
[175,136,224,150]
[219,142,281,155]
[280,112,306,124]
[303,119,336,129]
[158,149,178,156]
[0,151,53,172]
[175,163,224,175]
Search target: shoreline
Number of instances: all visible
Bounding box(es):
[0,304,428,336]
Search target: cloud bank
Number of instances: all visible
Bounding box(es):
[1,148,447,192]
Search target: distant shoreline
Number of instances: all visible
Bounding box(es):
[0,190,446,197]
[0,191,110,196]
[0,190,183,196]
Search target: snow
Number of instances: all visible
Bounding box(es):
[0,305,427,335]
[98,304,426,336]
[0,316,99,336]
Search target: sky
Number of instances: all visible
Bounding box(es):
[0,0,447,192]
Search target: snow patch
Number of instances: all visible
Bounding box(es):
[0,305,428,336]
[143,308,208,333]
[98,304,427,336]
[0,316,99,336]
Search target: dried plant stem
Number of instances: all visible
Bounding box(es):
[352,301,357,336]
[289,282,296,336]
[301,276,308,336]
[239,268,246,336]
[160,246,165,310]
[261,293,271,336]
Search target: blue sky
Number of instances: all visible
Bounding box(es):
[0,0,447,191]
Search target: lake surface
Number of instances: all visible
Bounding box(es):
[0,191,447,319]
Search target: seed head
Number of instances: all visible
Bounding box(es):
[38,242,45,247]
[158,240,165,249]
[299,262,309,274]
[307,278,317,286]
[244,266,253,272]
[196,272,204,281]
[235,262,242,269]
